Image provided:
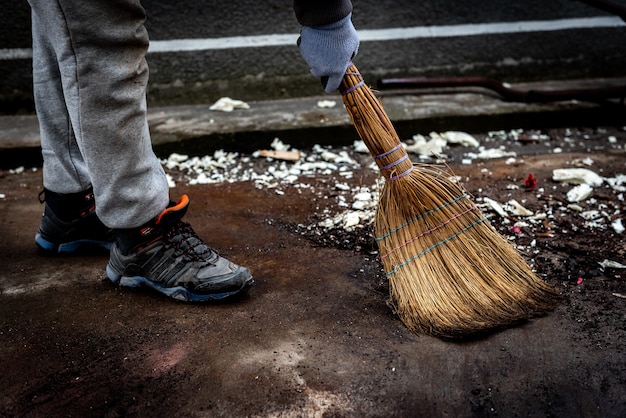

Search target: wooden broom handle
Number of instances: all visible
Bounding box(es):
[340,64,414,181]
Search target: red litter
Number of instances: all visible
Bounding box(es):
[524,173,537,190]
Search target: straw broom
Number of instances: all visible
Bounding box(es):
[340,64,561,339]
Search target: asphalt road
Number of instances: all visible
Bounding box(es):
[1,0,626,111]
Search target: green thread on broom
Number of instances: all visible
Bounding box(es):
[385,216,489,278]
[375,193,469,242]
[380,204,479,261]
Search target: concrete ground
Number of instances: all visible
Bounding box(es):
[1,81,625,417]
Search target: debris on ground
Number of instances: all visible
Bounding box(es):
[1,125,625,417]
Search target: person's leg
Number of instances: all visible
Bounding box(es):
[28,0,252,299]
[30,2,114,253]
[30,5,90,194]
[30,0,169,229]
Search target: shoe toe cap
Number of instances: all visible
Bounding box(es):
[195,258,253,293]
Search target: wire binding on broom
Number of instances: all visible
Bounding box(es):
[379,154,410,171]
[373,143,403,160]
[372,143,415,180]
[387,166,414,181]
[340,63,561,339]
[341,78,365,95]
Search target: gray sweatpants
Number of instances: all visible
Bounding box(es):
[28,0,170,229]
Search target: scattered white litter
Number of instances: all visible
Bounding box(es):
[315,145,357,165]
[316,100,337,108]
[552,168,603,186]
[612,218,625,234]
[506,200,534,216]
[606,174,626,192]
[581,157,594,166]
[352,191,374,210]
[0,193,5,199]
[403,130,479,158]
[483,197,508,218]
[440,131,480,147]
[270,137,291,151]
[405,134,446,157]
[353,140,369,154]
[335,182,351,191]
[9,166,24,174]
[209,97,250,112]
[343,211,361,228]
[529,213,547,221]
[352,201,367,210]
[487,130,505,140]
[580,210,601,221]
[465,147,516,160]
[353,191,373,202]
[566,183,593,203]
[159,130,624,238]
[599,259,626,269]
[168,153,188,163]
[162,138,370,225]
[166,173,176,188]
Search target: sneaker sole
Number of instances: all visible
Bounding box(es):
[36,234,113,255]
[105,264,253,302]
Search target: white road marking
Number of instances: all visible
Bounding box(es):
[1,16,623,59]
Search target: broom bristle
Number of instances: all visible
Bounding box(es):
[340,64,560,339]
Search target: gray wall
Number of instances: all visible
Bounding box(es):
[2,1,625,113]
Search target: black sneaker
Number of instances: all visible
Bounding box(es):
[35,189,115,254]
[106,195,253,302]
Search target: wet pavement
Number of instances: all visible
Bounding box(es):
[1,82,626,417]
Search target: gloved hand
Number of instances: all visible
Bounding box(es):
[297,13,359,93]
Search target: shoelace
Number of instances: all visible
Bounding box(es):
[165,221,218,266]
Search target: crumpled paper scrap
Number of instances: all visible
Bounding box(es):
[209,97,250,112]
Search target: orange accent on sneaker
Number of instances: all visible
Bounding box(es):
[155,194,189,225]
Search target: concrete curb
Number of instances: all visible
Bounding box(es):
[1,78,625,168]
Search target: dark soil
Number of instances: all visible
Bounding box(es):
[0,125,625,417]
